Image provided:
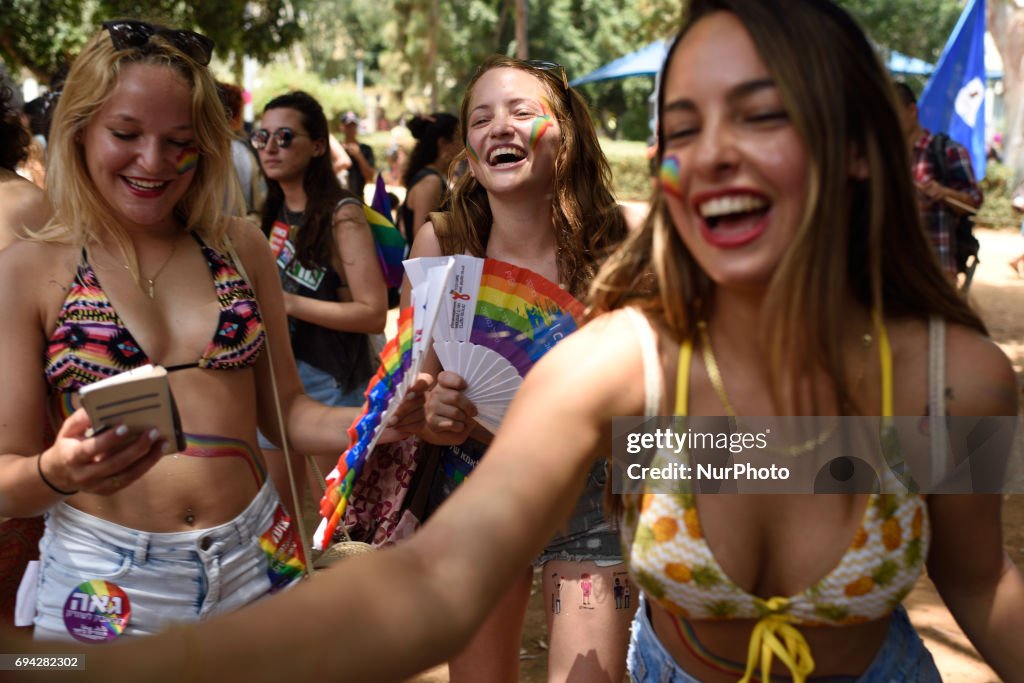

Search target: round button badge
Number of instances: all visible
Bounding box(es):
[62,579,131,643]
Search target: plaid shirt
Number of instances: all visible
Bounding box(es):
[910,130,983,278]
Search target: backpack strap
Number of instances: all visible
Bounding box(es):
[928,132,949,184]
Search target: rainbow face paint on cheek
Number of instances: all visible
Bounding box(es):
[529,101,555,150]
[465,138,480,163]
[660,155,683,198]
[175,147,199,174]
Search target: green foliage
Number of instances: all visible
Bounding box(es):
[602,138,652,201]
[978,161,1021,229]
[0,0,302,81]
[252,64,363,124]
[834,0,962,63]
[0,0,92,79]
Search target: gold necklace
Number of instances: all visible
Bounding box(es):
[131,238,180,299]
[697,320,839,457]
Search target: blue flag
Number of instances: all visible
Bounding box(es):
[918,0,987,179]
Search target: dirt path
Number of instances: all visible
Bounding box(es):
[407,227,1024,682]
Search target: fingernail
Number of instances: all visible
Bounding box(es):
[115,425,129,437]
[148,429,160,441]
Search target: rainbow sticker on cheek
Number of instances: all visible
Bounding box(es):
[659,155,683,199]
[175,147,199,174]
[529,101,555,150]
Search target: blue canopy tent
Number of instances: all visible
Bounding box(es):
[887,49,935,76]
[570,40,668,87]
[570,42,939,87]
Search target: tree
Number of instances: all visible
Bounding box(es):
[0,0,303,83]
[0,0,92,80]
[988,0,1024,173]
[835,0,963,62]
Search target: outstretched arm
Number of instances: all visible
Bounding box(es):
[16,309,649,683]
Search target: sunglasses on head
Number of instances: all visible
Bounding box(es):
[102,20,214,66]
[250,127,310,150]
[524,60,569,91]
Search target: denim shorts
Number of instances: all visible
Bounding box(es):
[627,594,941,682]
[423,441,622,565]
[257,358,365,449]
[535,460,622,566]
[33,482,304,641]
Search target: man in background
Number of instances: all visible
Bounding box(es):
[340,110,376,202]
[217,82,265,218]
[895,81,982,282]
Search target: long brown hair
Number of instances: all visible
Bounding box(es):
[258,91,357,270]
[444,55,627,298]
[589,0,985,417]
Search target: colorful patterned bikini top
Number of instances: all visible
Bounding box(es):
[44,232,265,396]
[620,310,931,682]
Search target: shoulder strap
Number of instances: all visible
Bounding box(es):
[676,338,692,417]
[224,233,316,577]
[623,308,663,418]
[334,196,364,213]
[928,315,948,483]
[929,132,949,184]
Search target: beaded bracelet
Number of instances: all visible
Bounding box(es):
[37,453,78,496]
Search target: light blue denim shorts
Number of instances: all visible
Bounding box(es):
[627,594,942,682]
[33,482,303,641]
[257,358,365,449]
[535,460,622,566]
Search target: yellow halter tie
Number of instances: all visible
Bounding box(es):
[738,597,815,683]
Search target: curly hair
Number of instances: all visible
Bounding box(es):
[0,87,31,171]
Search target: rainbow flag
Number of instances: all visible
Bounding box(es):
[469,259,584,377]
[364,173,406,288]
[315,307,416,549]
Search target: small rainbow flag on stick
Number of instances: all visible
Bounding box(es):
[313,257,454,550]
[364,173,406,288]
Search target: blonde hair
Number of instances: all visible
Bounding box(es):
[39,25,241,274]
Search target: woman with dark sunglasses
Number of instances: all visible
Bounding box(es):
[252,91,387,514]
[0,24,423,641]
[405,55,631,683]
